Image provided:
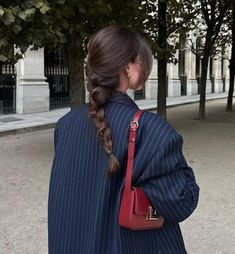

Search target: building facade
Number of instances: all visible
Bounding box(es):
[0,44,230,115]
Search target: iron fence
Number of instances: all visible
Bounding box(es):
[0,63,16,114]
[45,49,70,110]
[180,75,187,96]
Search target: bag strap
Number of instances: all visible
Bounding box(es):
[123,110,144,201]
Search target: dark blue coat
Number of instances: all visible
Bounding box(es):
[48,91,199,254]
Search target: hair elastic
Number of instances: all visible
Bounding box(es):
[107,150,113,156]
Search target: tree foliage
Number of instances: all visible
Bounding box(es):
[0,0,157,107]
[1,0,197,112]
[187,0,232,119]
[0,0,157,61]
[150,0,197,63]
[1,0,232,115]
[156,0,197,118]
[0,0,52,61]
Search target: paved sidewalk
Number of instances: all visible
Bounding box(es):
[0,92,231,136]
[0,98,234,254]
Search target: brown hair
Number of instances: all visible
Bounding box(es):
[85,25,152,178]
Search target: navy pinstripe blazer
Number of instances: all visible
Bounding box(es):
[48,90,199,254]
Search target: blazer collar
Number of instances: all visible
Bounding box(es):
[108,90,139,108]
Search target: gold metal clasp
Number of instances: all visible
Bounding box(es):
[147,206,160,220]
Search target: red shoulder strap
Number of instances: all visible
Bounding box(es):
[123,110,143,200]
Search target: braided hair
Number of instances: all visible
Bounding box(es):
[85,26,152,178]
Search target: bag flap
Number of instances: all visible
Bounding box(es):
[132,187,151,215]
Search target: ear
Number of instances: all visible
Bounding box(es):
[125,64,131,79]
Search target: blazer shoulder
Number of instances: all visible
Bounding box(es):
[56,104,89,129]
[139,111,181,149]
[141,111,177,134]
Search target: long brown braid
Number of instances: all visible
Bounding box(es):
[85,26,152,178]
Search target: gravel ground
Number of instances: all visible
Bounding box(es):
[0,98,235,254]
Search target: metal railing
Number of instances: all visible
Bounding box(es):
[45,49,70,110]
[0,63,16,114]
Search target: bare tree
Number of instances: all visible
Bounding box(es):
[156,0,197,119]
[226,0,235,111]
[196,0,231,119]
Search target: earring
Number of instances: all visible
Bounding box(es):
[127,73,131,79]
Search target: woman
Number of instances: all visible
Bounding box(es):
[48,26,199,254]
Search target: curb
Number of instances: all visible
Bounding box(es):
[0,95,232,138]
[0,123,56,138]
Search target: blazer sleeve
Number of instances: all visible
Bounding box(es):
[140,132,200,223]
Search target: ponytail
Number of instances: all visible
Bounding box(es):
[88,86,120,178]
[86,25,152,178]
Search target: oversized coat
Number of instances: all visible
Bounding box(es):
[48,90,200,254]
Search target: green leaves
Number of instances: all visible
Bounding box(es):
[0,8,4,17]
[12,24,22,34]
[18,11,27,20]
[39,3,50,14]
[2,9,15,25]
[0,0,159,61]
[61,6,75,18]
[0,55,8,62]
[57,0,66,4]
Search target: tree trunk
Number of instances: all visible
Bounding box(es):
[199,32,212,119]
[227,55,235,112]
[157,0,167,119]
[226,1,235,112]
[199,55,209,119]
[68,31,85,109]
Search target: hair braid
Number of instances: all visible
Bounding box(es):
[89,86,120,178]
[86,26,153,178]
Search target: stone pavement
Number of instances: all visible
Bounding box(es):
[0,92,230,136]
[0,96,235,254]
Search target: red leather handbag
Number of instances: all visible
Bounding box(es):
[118,110,164,230]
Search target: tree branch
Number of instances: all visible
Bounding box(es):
[200,0,210,25]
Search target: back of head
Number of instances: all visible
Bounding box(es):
[85,25,152,178]
[86,25,152,98]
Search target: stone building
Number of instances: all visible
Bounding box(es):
[0,43,230,115]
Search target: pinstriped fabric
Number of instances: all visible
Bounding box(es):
[48,90,199,254]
